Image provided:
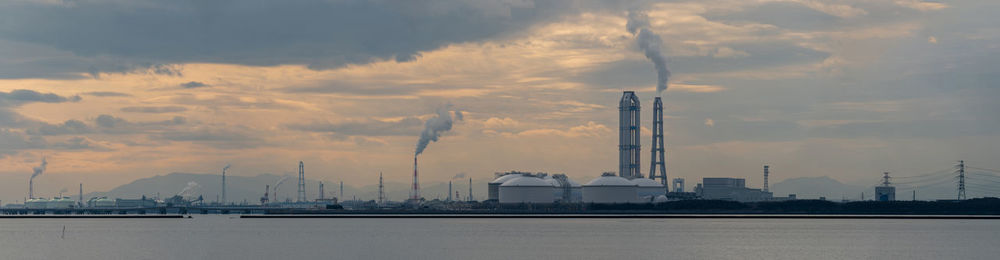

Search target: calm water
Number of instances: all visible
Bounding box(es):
[1,216,998,259]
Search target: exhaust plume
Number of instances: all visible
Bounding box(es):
[176,181,200,197]
[627,10,671,96]
[414,106,463,156]
[31,157,47,180]
[452,172,467,180]
[223,164,231,174]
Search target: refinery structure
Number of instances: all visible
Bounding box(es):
[2,89,994,215]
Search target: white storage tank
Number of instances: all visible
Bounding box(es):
[632,178,666,201]
[583,175,638,203]
[489,174,525,201]
[499,176,555,204]
[47,197,75,209]
[544,175,582,202]
[25,198,49,209]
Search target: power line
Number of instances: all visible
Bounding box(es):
[968,166,1000,173]
[894,168,954,179]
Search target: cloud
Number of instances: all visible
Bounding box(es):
[0,0,592,78]
[509,121,610,138]
[286,117,423,137]
[180,81,208,89]
[120,106,188,113]
[0,89,80,107]
[82,91,132,97]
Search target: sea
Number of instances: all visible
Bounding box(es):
[1,216,998,259]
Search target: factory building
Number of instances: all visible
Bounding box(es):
[87,197,116,208]
[498,176,556,204]
[876,172,896,201]
[697,177,773,202]
[583,173,639,204]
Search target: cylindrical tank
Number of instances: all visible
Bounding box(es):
[47,197,75,209]
[632,178,666,201]
[488,174,524,201]
[25,198,49,209]
[499,176,555,204]
[582,176,638,203]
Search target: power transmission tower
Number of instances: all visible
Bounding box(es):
[957,160,966,200]
[297,161,306,202]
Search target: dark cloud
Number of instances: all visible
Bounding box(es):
[83,91,132,97]
[181,81,208,89]
[0,89,81,106]
[0,0,602,78]
[31,119,92,136]
[120,106,188,113]
[286,117,423,136]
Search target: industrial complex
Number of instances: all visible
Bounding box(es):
[1,90,992,215]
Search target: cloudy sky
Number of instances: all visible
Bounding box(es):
[1,0,998,201]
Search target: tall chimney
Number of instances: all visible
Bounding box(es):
[411,156,420,200]
[764,165,770,192]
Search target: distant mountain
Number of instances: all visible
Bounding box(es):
[770,176,867,200]
[82,172,489,203]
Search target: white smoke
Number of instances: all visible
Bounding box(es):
[627,10,671,96]
[223,163,231,174]
[176,181,201,197]
[31,157,47,180]
[415,106,463,156]
[273,175,291,199]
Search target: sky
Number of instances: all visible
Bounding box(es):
[1,0,998,202]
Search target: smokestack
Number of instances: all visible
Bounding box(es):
[764,165,770,192]
[29,157,47,199]
[222,164,230,205]
[411,156,420,200]
[626,10,671,96]
[649,97,666,185]
[319,181,325,200]
[619,91,641,179]
[448,181,453,201]
[79,183,83,207]
[297,161,306,202]
[468,178,473,201]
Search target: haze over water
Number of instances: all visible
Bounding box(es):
[2,217,997,259]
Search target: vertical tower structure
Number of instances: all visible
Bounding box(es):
[958,160,966,200]
[339,181,344,200]
[763,165,770,193]
[78,183,83,206]
[448,181,453,201]
[648,97,666,184]
[319,181,325,200]
[297,161,306,202]
[619,91,642,179]
[411,156,420,200]
[221,166,228,205]
[468,178,473,201]
[378,172,385,205]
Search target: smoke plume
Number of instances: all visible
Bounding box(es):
[452,172,467,180]
[627,10,671,96]
[31,157,47,180]
[176,181,200,197]
[223,164,231,174]
[274,175,290,192]
[414,106,463,156]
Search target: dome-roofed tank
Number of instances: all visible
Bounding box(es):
[47,197,75,209]
[489,173,528,201]
[632,178,666,201]
[88,197,115,208]
[25,198,49,209]
[582,173,638,204]
[499,176,555,204]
